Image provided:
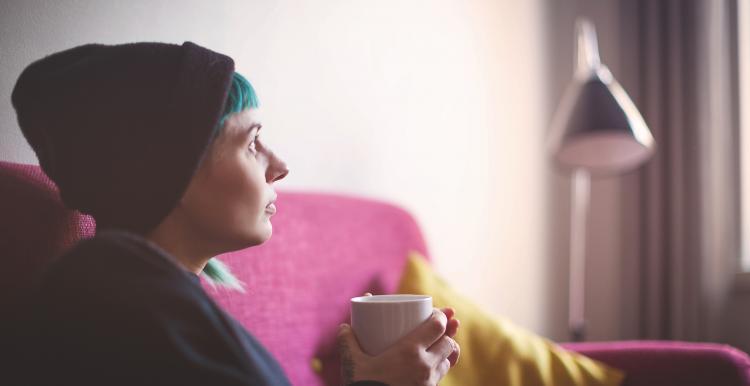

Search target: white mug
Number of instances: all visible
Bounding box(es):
[350,294,433,356]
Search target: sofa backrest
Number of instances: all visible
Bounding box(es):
[0,161,429,386]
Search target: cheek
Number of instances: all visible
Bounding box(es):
[230,166,266,215]
[212,156,267,219]
[188,154,269,240]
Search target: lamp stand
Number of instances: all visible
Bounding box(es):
[569,168,590,342]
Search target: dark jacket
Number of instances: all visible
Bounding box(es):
[6,231,384,386]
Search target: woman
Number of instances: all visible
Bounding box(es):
[9,41,460,386]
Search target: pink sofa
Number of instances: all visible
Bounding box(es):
[2,160,749,386]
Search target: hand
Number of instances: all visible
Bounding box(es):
[338,303,461,386]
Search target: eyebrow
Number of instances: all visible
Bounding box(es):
[245,123,262,137]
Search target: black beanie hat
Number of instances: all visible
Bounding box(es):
[11,41,234,234]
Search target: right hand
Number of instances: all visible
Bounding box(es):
[337,308,461,386]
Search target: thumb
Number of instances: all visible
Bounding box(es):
[337,324,365,357]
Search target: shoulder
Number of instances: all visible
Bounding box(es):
[36,230,200,309]
[29,231,220,349]
[53,230,184,275]
[46,230,191,284]
[18,233,273,385]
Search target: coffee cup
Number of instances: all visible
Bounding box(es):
[350,294,433,355]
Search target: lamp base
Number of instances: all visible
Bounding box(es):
[570,323,586,342]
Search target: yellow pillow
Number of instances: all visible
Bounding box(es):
[396,252,624,386]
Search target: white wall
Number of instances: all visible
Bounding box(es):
[0,0,552,336]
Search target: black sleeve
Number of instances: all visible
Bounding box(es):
[19,234,290,386]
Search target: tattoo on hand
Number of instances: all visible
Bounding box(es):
[338,338,355,385]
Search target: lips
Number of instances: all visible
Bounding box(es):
[266,194,277,215]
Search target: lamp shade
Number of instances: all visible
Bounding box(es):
[548,19,655,175]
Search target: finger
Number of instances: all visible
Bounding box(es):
[364,292,373,296]
[440,307,455,320]
[447,340,460,367]
[427,336,456,365]
[445,318,460,338]
[437,358,451,381]
[405,309,447,348]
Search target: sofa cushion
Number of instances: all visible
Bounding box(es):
[397,252,624,386]
[561,341,750,386]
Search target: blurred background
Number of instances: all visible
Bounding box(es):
[1,0,748,350]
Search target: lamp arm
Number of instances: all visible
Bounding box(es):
[575,18,601,75]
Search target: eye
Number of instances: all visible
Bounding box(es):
[248,133,260,154]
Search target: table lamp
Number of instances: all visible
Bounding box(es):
[547,18,656,342]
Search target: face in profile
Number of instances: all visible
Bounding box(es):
[177,108,289,253]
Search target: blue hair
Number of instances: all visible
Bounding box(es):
[200,72,259,291]
[217,72,259,129]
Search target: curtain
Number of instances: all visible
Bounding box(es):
[622,0,740,341]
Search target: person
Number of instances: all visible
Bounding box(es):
[8,41,460,386]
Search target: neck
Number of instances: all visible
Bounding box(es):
[146,220,213,275]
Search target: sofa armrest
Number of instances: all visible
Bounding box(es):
[560,341,750,386]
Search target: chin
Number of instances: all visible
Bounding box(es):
[219,217,273,251]
[241,223,273,247]
[255,227,273,244]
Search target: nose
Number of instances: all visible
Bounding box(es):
[266,150,289,183]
